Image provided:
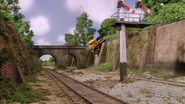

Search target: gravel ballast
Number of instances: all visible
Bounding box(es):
[57,69,185,104]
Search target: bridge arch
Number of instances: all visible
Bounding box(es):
[32,45,87,66]
[39,53,57,66]
[61,52,79,66]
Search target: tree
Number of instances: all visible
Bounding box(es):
[145,3,185,25]
[39,59,43,63]
[64,33,80,46]
[0,10,13,22]
[71,33,81,46]
[98,18,118,36]
[64,33,74,46]
[64,33,73,44]
[0,0,34,53]
[0,0,20,13]
[141,0,184,16]
[74,12,96,46]
[49,57,54,63]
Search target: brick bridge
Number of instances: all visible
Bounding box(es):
[32,45,87,66]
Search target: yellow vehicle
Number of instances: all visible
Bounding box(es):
[87,36,106,54]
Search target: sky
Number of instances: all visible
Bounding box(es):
[18,0,141,60]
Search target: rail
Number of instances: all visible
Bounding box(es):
[45,69,129,104]
[131,76,185,87]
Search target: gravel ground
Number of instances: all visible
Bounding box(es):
[57,69,185,104]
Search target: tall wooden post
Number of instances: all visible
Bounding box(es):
[119,0,127,81]
[120,24,127,81]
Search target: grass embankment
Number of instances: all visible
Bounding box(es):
[91,60,178,80]
[105,31,119,42]
[0,75,51,103]
[125,68,179,80]
[92,62,113,72]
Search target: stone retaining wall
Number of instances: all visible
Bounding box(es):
[97,18,185,75]
[0,23,33,83]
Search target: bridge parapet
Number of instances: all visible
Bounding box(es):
[33,45,87,49]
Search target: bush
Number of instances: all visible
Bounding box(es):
[93,62,113,72]
[55,63,68,69]
[77,63,87,69]
[126,28,141,39]
[31,55,42,73]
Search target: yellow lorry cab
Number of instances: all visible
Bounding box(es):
[87,39,99,49]
[87,36,105,54]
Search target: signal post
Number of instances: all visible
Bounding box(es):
[118,0,127,81]
[120,23,127,81]
[112,0,153,81]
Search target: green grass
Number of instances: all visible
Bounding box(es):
[83,80,94,85]
[56,92,66,98]
[24,75,41,83]
[126,68,179,79]
[106,31,120,41]
[140,88,153,94]
[31,55,42,73]
[127,68,147,77]
[0,77,51,103]
[77,63,87,69]
[105,76,112,80]
[105,76,113,80]
[42,61,55,66]
[149,69,179,79]
[55,63,68,69]
[13,92,27,102]
[149,68,160,74]
[92,62,113,72]
[127,92,133,98]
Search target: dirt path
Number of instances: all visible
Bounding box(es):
[30,69,70,104]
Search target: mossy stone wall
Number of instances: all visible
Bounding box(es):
[97,27,155,71]
[98,38,120,71]
[80,48,94,67]
[97,18,185,75]
[154,19,185,75]
[0,21,33,83]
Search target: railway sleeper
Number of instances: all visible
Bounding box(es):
[45,69,129,104]
[85,95,97,98]
[83,93,99,96]
[86,96,100,99]
[87,98,103,101]
[91,100,104,102]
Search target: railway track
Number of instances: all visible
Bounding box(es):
[45,69,129,104]
[131,76,185,87]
